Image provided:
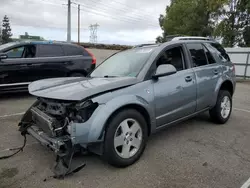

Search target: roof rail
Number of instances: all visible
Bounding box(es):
[171,36,215,41]
[132,43,159,48]
[165,34,184,41]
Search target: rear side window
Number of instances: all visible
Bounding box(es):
[186,43,208,67]
[202,45,216,64]
[62,45,87,56]
[37,44,64,57]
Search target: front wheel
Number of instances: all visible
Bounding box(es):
[103,109,148,167]
[209,90,232,124]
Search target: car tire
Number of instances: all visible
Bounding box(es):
[209,90,232,124]
[69,72,85,77]
[103,109,148,167]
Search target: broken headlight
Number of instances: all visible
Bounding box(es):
[69,100,98,123]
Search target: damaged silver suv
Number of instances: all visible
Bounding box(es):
[19,39,236,177]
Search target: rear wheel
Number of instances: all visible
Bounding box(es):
[209,90,232,124]
[103,109,148,167]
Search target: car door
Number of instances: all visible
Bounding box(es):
[153,44,197,127]
[185,42,222,111]
[33,44,67,80]
[0,45,30,85]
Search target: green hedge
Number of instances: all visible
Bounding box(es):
[74,42,133,50]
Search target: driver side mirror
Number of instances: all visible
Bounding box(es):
[0,53,8,60]
[152,64,177,79]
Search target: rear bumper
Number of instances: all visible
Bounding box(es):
[27,125,71,155]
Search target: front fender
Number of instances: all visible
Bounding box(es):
[89,94,155,143]
[85,94,155,143]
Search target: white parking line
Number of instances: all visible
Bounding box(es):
[234,108,250,113]
[240,177,250,188]
[0,112,25,119]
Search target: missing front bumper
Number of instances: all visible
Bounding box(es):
[22,124,86,179]
[27,125,69,153]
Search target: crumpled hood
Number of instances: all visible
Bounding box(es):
[28,76,138,101]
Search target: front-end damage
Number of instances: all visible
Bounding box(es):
[18,97,99,178]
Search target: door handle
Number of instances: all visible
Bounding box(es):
[185,76,192,82]
[213,70,219,75]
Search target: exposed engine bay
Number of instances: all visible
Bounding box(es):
[18,97,98,178]
[31,97,98,138]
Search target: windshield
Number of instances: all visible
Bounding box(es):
[0,42,18,51]
[90,46,156,78]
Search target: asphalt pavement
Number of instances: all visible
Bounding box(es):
[0,83,250,188]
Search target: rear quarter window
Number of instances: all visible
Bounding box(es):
[204,43,228,63]
[210,42,230,61]
[62,45,89,56]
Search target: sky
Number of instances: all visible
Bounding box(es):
[0,0,170,45]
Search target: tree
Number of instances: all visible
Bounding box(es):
[2,15,12,43]
[0,27,2,44]
[156,0,229,43]
[213,0,250,47]
[242,26,250,46]
[238,0,250,46]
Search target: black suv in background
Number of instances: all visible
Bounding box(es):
[0,41,96,93]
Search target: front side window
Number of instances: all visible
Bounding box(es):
[5,46,25,58]
[90,47,155,78]
[156,46,184,71]
[186,43,208,67]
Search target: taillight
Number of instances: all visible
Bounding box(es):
[84,48,96,65]
[92,57,96,65]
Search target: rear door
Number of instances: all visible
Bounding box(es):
[32,44,67,80]
[186,42,222,111]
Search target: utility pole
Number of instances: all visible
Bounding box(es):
[78,4,80,44]
[67,0,71,42]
